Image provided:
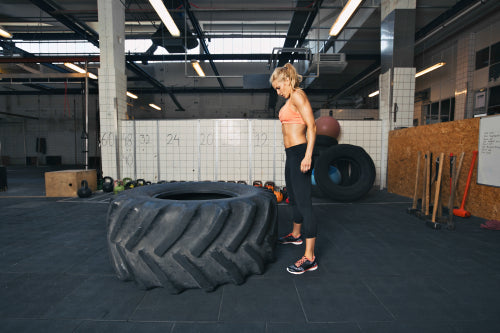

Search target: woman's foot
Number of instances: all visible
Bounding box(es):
[278,233,303,245]
[286,256,318,274]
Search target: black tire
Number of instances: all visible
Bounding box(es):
[315,144,375,202]
[315,134,338,148]
[107,182,278,294]
[311,135,339,198]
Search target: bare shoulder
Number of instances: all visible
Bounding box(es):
[290,89,309,106]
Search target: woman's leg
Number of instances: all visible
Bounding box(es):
[285,147,303,237]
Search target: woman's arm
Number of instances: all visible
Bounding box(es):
[291,90,316,173]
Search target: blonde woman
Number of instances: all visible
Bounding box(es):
[270,63,317,274]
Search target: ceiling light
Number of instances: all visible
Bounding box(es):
[64,62,97,79]
[415,62,446,78]
[0,26,13,38]
[149,103,161,111]
[64,62,86,74]
[127,91,138,99]
[329,0,363,36]
[368,90,379,98]
[191,60,206,77]
[148,0,180,37]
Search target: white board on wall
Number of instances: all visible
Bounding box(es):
[478,115,500,187]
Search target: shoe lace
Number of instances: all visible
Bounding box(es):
[295,256,308,267]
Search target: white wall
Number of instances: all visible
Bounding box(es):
[103,119,383,189]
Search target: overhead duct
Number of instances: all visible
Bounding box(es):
[151,22,198,53]
[307,53,348,74]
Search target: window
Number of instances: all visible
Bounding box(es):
[476,47,489,70]
[425,98,455,124]
[491,41,500,64]
[487,85,500,115]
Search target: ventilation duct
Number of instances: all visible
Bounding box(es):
[151,23,198,53]
[308,53,348,74]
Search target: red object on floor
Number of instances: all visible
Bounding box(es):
[480,220,500,230]
[453,150,478,218]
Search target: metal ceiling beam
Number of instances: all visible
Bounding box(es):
[27,0,184,110]
[126,62,184,111]
[29,0,100,47]
[182,0,225,89]
[415,0,479,42]
[414,0,500,55]
[323,62,381,108]
[0,40,67,73]
[0,53,379,63]
[0,87,332,95]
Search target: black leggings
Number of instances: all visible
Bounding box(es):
[285,143,316,238]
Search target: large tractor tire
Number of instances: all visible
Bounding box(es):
[107,182,277,294]
[315,144,376,202]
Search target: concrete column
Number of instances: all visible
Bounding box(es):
[454,33,476,120]
[379,0,416,189]
[98,0,127,180]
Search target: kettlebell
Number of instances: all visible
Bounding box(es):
[124,180,136,190]
[113,180,125,194]
[264,181,275,192]
[253,180,262,187]
[102,176,114,193]
[136,179,146,187]
[77,180,92,198]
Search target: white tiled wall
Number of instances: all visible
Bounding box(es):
[114,119,383,188]
[393,67,416,129]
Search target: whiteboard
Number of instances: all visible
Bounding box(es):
[478,115,500,187]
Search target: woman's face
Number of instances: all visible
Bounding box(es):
[272,77,292,99]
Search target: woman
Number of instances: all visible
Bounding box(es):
[270,63,317,274]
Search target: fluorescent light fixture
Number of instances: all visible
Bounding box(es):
[148,0,180,37]
[0,26,12,38]
[415,62,445,78]
[191,60,206,77]
[329,0,363,36]
[64,62,97,79]
[127,91,138,99]
[149,103,161,111]
[64,62,86,74]
[368,90,379,98]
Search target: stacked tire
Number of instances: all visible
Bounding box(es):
[107,182,277,294]
[312,135,376,202]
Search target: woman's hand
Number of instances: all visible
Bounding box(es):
[300,156,312,173]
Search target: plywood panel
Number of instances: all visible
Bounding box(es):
[388,118,500,220]
[45,169,97,197]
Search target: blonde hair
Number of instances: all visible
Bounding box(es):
[270,63,303,89]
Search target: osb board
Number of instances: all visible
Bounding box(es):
[388,118,500,220]
[45,169,97,197]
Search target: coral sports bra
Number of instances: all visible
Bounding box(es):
[279,99,306,125]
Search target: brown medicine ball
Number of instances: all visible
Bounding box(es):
[315,116,341,139]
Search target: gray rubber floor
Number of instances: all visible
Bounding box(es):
[1,166,500,333]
